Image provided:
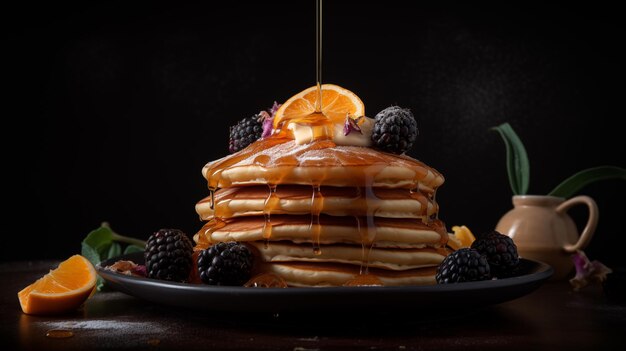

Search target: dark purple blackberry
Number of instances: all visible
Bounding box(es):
[471,231,519,277]
[144,229,194,282]
[371,106,418,154]
[229,115,263,153]
[436,248,491,284]
[197,242,254,286]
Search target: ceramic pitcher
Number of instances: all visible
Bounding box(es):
[495,195,598,279]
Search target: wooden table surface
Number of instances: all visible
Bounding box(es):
[2,260,624,350]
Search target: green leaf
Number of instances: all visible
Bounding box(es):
[123,244,144,254]
[80,223,146,292]
[491,123,530,195]
[107,242,122,259]
[81,242,101,266]
[95,242,112,257]
[95,278,105,291]
[81,243,105,291]
[548,166,626,198]
[83,227,114,250]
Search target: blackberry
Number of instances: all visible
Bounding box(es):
[471,231,519,277]
[197,242,254,286]
[229,115,263,153]
[144,229,194,282]
[371,106,418,154]
[436,248,491,284]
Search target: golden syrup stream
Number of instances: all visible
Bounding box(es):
[315,0,323,113]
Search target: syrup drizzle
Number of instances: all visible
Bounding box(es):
[361,169,383,274]
[263,184,279,248]
[354,215,365,273]
[310,185,323,255]
[209,187,216,210]
[195,217,226,249]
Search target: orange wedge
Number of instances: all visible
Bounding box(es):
[452,225,476,249]
[273,84,365,129]
[18,255,97,315]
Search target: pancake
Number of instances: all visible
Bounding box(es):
[202,139,444,190]
[196,185,437,219]
[260,262,437,287]
[248,242,449,270]
[194,215,447,249]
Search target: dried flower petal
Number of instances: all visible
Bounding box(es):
[569,250,612,291]
[105,260,137,275]
[269,101,282,117]
[343,114,363,136]
[131,265,147,277]
[256,110,270,123]
[259,111,274,138]
[105,260,147,277]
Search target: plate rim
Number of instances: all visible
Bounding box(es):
[96,252,554,295]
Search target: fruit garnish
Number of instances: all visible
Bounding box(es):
[471,230,519,278]
[259,110,274,138]
[371,106,418,154]
[570,250,612,291]
[229,115,264,153]
[197,242,254,286]
[436,248,491,284]
[446,234,463,251]
[451,225,476,248]
[145,229,194,282]
[272,84,365,130]
[18,255,97,315]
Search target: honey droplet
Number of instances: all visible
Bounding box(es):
[343,274,384,287]
[45,329,74,339]
[244,273,288,288]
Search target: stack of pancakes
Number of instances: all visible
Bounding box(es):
[194,138,448,287]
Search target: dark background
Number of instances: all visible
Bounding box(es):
[4,1,624,266]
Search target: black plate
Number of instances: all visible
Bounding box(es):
[97,252,553,313]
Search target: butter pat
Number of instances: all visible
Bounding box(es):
[334,117,374,147]
[288,117,374,147]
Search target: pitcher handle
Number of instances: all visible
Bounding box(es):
[556,195,599,253]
